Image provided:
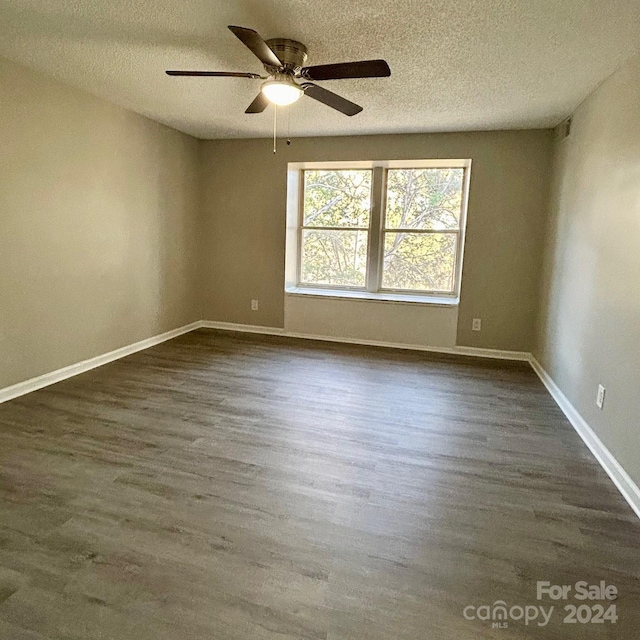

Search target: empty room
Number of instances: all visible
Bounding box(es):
[1,1,639,638]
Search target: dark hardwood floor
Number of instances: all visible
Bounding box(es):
[0,329,638,639]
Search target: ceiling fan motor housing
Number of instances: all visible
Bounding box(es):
[265,38,308,73]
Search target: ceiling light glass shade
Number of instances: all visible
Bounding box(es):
[261,78,303,106]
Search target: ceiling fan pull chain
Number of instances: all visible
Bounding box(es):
[273,104,277,154]
[287,106,291,146]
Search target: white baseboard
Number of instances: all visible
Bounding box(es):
[0,321,201,404]
[199,320,285,337]
[529,356,640,520]
[450,345,531,362]
[200,320,531,361]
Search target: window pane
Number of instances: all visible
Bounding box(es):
[385,168,464,230]
[301,229,368,287]
[303,170,371,227]
[382,232,457,292]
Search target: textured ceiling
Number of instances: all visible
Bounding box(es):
[1,0,639,139]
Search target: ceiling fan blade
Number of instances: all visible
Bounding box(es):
[302,83,363,116]
[166,70,263,79]
[301,59,390,81]
[228,26,283,68]
[245,92,269,114]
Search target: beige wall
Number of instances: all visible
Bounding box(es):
[199,131,553,351]
[284,296,458,349]
[535,53,640,485]
[0,57,200,389]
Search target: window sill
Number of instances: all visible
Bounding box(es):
[285,287,459,306]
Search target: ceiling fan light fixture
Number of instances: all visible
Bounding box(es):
[261,77,303,106]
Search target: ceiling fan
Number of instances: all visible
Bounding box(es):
[166,25,390,116]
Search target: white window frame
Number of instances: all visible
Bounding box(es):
[285,159,472,305]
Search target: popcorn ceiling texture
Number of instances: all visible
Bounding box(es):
[1,0,639,139]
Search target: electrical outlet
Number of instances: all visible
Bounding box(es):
[472,318,482,331]
[596,384,606,409]
[251,299,259,311]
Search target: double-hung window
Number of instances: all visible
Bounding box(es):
[300,169,372,288]
[286,160,471,303]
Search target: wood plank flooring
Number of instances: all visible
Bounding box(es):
[0,329,638,639]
